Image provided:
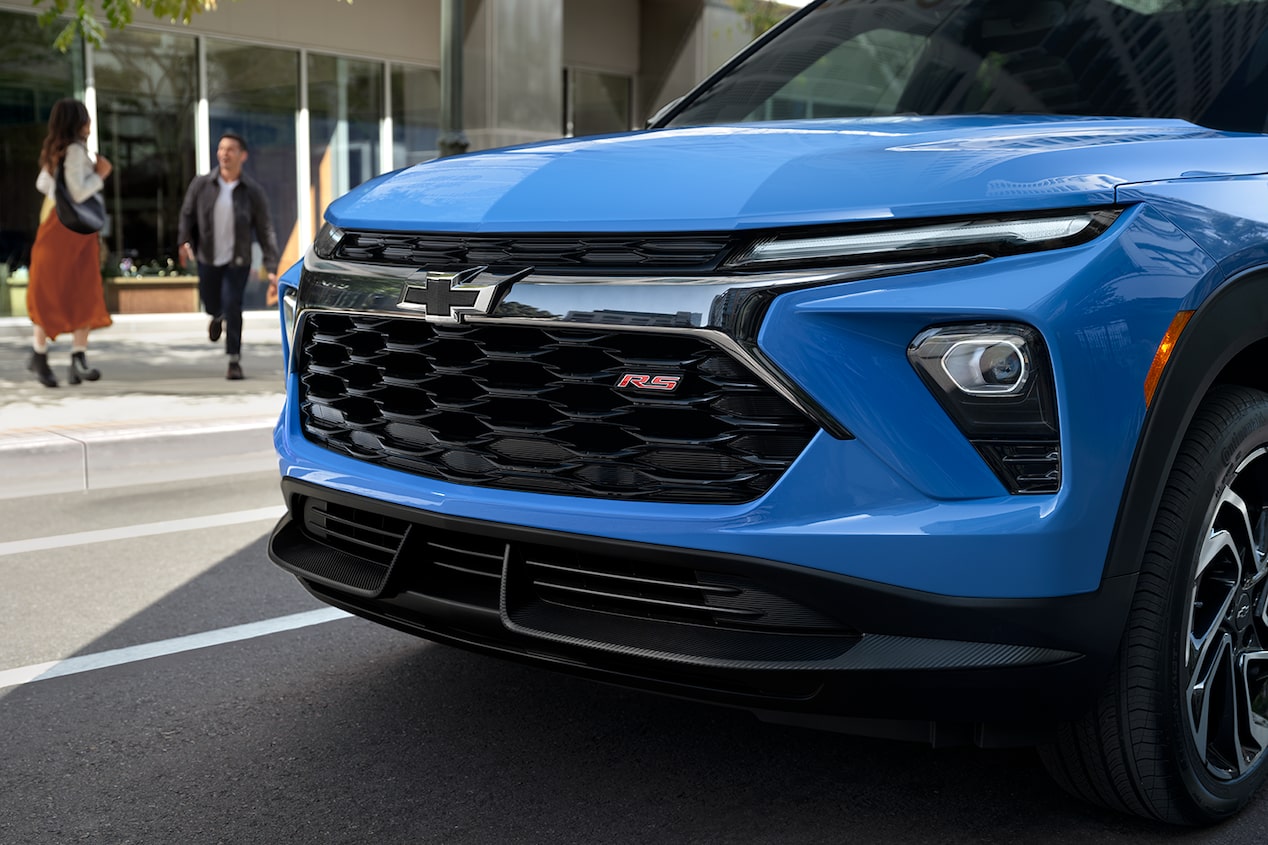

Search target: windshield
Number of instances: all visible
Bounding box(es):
[665,0,1268,132]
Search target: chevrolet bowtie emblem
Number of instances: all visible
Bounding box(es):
[398,266,498,323]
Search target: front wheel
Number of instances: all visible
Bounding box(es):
[1040,385,1268,824]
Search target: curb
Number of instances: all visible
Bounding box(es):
[0,416,279,500]
[0,311,281,342]
[0,311,285,498]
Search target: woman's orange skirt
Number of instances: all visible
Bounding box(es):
[27,210,112,340]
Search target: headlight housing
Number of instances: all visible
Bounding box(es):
[908,323,1060,494]
[726,209,1119,270]
[312,222,345,260]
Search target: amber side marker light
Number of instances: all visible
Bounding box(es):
[1144,311,1194,406]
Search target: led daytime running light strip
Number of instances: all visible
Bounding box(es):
[739,213,1096,265]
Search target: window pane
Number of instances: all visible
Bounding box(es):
[309,54,383,234]
[755,29,924,121]
[669,0,1268,132]
[392,64,441,167]
[94,28,197,277]
[0,11,75,288]
[570,70,631,137]
[206,40,298,310]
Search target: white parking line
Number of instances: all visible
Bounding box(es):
[0,506,287,557]
[0,607,351,690]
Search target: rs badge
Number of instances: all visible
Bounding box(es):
[617,374,681,391]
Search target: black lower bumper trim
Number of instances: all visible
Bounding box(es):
[268,477,1136,743]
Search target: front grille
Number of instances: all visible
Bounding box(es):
[283,490,859,664]
[414,526,505,607]
[502,542,859,662]
[306,498,408,565]
[297,313,820,504]
[334,231,737,274]
[978,442,1061,493]
[516,545,846,633]
[268,498,411,595]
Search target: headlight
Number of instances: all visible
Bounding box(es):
[908,323,1060,494]
[940,337,1028,396]
[726,209,1118,269]
[312,222,345,260]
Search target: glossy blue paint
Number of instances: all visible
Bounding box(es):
[759,205,1217,500]
[281,113,1268,600]
[324,116,1268,234]
[279,260,303,285]
[1117,176,1268,283]
[276,422,1077,598]
[273,200,1216,598]
[267,4,1268,805]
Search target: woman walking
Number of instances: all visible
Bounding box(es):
[27,97,113,388]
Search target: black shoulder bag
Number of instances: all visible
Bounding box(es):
[54,149,106,235]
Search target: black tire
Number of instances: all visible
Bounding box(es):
[1039,385,1268,824]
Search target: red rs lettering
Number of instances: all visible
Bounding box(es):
[617,374,681,391]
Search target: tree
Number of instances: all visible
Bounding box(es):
[33,0,348,52]
[727,0,794,40]
[35,1,216,52]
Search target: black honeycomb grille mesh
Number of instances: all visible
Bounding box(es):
[333,231,736,273]
[297,313,819,503]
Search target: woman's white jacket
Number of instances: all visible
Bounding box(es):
[35,142,103,203]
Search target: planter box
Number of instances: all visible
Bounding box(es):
[105,276,200,314]
[4,277,26,317]
[1,276,200,316]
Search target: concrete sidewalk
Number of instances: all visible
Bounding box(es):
[0,311,285,499]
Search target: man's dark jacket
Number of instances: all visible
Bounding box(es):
[177,170,280,273]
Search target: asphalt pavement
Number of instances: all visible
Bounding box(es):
[0,311,285,499]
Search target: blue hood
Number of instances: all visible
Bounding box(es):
[327,115,1266,233]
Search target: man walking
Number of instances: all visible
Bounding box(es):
[178,132,280,380]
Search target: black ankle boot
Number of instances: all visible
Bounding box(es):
[70,351,101,383]
[27,351,58,388]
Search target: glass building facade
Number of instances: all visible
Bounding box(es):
[93,28,198,280]
[0,13,77,274]
[0,11,448,311]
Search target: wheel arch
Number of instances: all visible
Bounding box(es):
[1104,265,1268,581]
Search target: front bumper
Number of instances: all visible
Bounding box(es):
[269,477,1135,746]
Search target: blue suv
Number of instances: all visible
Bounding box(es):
[269,0,1268,825]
